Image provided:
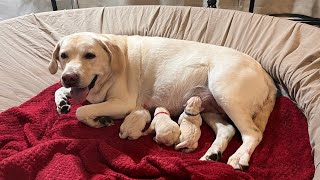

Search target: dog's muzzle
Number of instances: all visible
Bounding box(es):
[69,75,98,104]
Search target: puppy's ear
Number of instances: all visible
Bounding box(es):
[97,36,125,74]
[49,41,60,74]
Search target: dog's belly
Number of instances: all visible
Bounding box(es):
[143,98,183,117]
[142,67,208,116]
[145,91,190,116]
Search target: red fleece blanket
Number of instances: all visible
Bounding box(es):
[0,84,314,179]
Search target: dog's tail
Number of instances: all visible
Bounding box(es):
[253,74,277,133]
[119,132,128,139]
[175,140,192,150]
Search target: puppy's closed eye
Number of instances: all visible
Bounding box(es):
[84,53,96,59]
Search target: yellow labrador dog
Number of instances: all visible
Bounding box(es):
[49,32,277,170]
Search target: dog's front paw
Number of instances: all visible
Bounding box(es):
[55,87,71,114]
[95,116,114,127]
[76,107,109,128]
[57,98,71,114]
[79,118,106,128]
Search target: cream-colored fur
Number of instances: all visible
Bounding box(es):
[119,108,151,140]
[143,107,180,146]
[175,97,202,153]
[49,32,277,170]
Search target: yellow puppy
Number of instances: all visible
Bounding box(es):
[144,107,180,146]
[175,96,203,153]
[119,109,151,140]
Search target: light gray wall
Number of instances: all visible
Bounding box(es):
[0,0,75,21]
[218,0,320,18]
[0,0,319,21]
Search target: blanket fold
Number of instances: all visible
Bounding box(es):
[0,84,314,179]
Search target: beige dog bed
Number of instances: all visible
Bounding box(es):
[0,6,319,179]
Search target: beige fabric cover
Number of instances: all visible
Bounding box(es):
[0,6,319,178]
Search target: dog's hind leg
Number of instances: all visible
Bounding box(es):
[225,111,263,170]
[253,76,277,133]
[226,76,276,170]
[200,112,235,161]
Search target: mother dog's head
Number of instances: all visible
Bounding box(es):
[49,32,125,103]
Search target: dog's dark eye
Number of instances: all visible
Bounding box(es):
[60,53,68,59]
[84,53,96,59]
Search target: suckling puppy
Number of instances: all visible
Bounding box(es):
[175,96,203,153]
[143,107,180,146]
[119,109,151,140]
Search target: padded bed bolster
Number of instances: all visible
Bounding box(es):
[0,5,319,178]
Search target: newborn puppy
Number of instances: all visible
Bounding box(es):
[175,96,203,153]
[143,107,180,146]
[119,109,151,140]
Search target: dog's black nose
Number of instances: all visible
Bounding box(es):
[62,73,79,87]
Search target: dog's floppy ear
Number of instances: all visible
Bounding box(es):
[97,36,125,74]
[49,41,61,74]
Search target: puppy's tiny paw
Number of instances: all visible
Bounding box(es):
[128,136,140,140]
[119,132,127,139]
[142,132,148,136]
[57,98,71,114]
